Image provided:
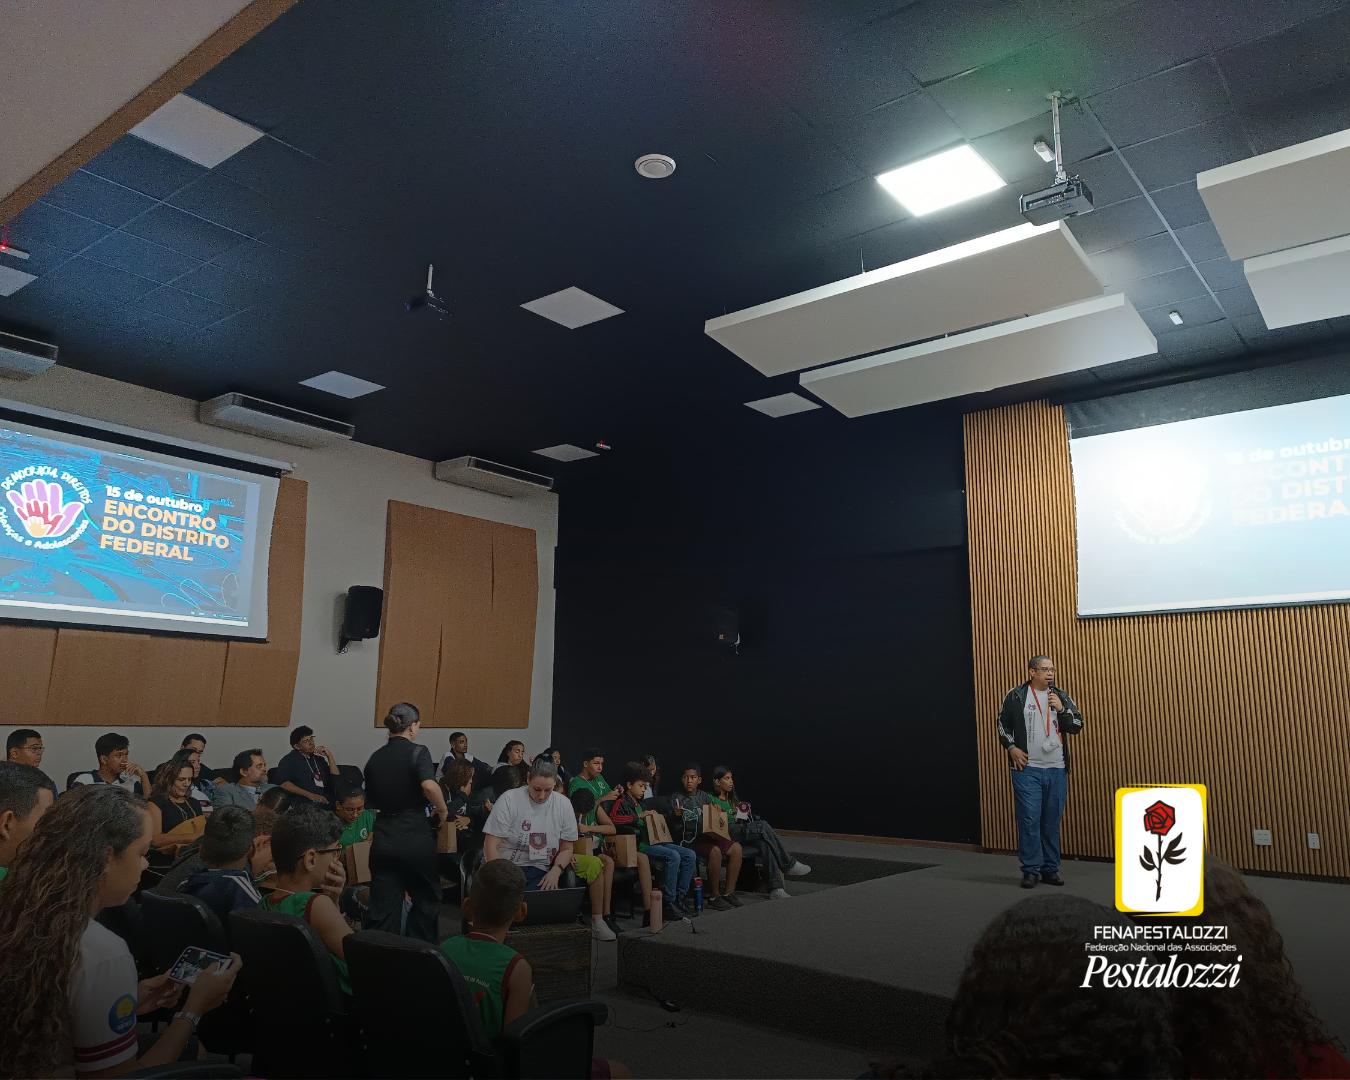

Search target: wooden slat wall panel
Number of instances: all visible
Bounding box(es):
[375,502,537,729]
[965,400,1350,878]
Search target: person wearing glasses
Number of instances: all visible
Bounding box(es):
[275,726,340,806]
[363,703,449,943]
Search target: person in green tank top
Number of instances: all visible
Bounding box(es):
[441,860,632,1078]
[257,806,353,994]
[334,784,375,848]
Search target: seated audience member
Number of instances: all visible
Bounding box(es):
[874,894,1172,1079]
[275,725,340,805]
[178,806,263,920]
[611,762,697,923]
[7,727,47,767]
[70,731,149,795]
[536,747,572,792]
[709,765,808,899]
[180,745,215,815]
[0,785,240,1078]
[1148,855,1350,1079]
[437,731,493,788]
[671,763,743,909]
[569,748,619,810]
[258,805,353,993]
[250,807,279,887]
[497,740,530,787]
[258,785,294,813]
[0,761,55,881]
[482,757,576,892]
[488,763,522,802]
[438,759,480,845]
[180,732,220,783]
[147,752,204,871]
[214,748,277,810]
[569,788,617,939]
[334,781,376,847]
[442,859,630,1079]
[639,754,661,799]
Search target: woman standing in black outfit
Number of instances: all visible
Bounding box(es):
[364,703,448,942]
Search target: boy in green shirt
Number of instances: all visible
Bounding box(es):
[567,749,618,811]
[334,783,375,848]
[257,805,353,994]
[442,860,630,1078]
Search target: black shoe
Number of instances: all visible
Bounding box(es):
[724,892,743,908]
[1020,872,1039,889]
[679,898,700,918]
[662,901,684,922]
[1041,871,1064,886]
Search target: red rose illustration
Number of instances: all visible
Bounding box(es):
[1144,800,1176,836]
[1139,799,1186,902]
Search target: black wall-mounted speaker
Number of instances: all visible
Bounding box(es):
[340,586,383,651]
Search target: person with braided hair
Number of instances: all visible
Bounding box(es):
[0,784,239,1078]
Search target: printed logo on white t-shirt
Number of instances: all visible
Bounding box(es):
[108,994,136,1035]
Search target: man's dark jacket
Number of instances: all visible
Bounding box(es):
[997,683,1085,773]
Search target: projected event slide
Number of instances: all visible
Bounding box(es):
[0,423,267,633]
[1071,393,1350,616]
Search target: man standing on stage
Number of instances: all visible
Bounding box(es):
[997,654,1084,889]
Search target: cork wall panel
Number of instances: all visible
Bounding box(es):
[375,501,537,729]
[965,400,1350,878]
[0,625,57,722]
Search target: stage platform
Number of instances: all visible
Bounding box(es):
[616,837,1350,1058]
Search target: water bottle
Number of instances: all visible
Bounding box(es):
[694,877,703,911]
[649,890,663,934]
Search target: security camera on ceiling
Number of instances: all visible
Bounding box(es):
[1020,91,1094,225]
[406,264,450,317]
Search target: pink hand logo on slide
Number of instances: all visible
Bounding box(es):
[6,479,84,539]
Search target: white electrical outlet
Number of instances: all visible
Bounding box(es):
[1307,833,1321,849]
[1253,828,1273,846]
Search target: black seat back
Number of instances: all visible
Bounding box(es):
[346,930,495,1079]
[66,771,83,791]
[97,896,155,977]
[140,890,227,971]
[229,908,354,1078]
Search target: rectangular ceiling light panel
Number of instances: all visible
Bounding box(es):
[1244,233,1350,329]
[521,287,623,328]
[799,293,1155,418]
[299,370,385,398]
[0,264,38,296]
[876,145,1006,216]
[744,392,821,417]
[533,444,599,461]
[704,221,1101,377]
[1198,128,1350,261]
[129,93,264,168]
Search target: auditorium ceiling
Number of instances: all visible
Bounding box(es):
[3,0,1350,473]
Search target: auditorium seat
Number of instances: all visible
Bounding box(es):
[141,891,251,1059]
[229,908,357,1079]
[345,929,607,1078]
[97,896,155,977]
[123,1064,244,1079]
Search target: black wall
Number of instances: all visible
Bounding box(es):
[550,398,983,844]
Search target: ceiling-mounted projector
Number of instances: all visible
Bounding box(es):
[1020,90,1095,225]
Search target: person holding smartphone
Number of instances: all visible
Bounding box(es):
[0,785,240,1078]
[996,654,1086,890]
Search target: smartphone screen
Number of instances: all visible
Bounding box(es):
[168,946,233,985]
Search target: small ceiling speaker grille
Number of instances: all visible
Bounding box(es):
[635,154,676,179]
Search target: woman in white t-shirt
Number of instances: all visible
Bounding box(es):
[482,758,579,891]
[0,785,239,1078]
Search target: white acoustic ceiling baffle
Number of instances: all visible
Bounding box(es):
[744,392,821,417]
[129,94,265,168]
[704,221,1100,377]
[299,370,385,398]
[799,293,1155,418]
[1198,128,1350,261]
[534,444,598,461]
[1245,234,1350,328]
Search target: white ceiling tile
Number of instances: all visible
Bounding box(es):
[745,392,822,417]
[299,370,385,398]
[0,265,38,296]
[533,443,599,461]
[129,93,264,169]
[521,287,623,328]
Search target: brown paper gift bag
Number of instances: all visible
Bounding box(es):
[605,833,638,868]
[437,821,458,854]
[344,839,372,884]
[643,810,673,845]
[702,803,731,840]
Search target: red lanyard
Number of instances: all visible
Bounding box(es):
[1028,684,1053,738]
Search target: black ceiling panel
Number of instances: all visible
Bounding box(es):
[1232,313,1334,350]
[2,0,1349,469]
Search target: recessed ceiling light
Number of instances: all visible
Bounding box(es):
[635,154,676,179]
[521,287,624,329]
[0,265,37,296]
[129,93,264,168]
[534,444,599,461]
[745,392,822,418]
[877,145,1006,216]
[299,370,385,398]
[1168,310,1184,325]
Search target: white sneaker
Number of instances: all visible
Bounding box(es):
[787,861,811,877]
[769,888,791,900]
[590,918,617,941]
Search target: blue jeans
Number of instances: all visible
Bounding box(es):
[645,843,696,903]
[1010,766,1068,875]
[521,865,549,891]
